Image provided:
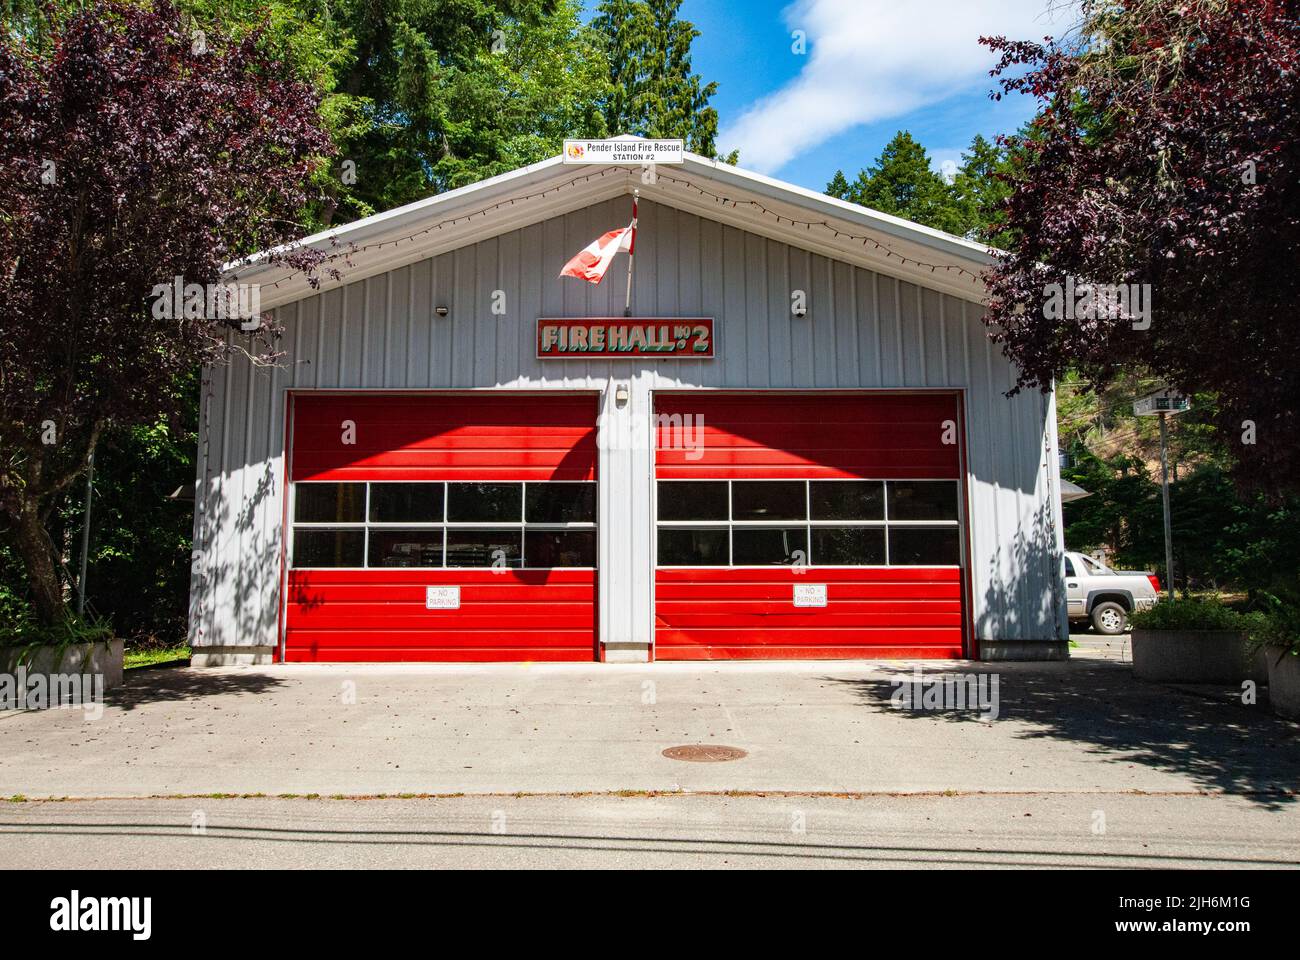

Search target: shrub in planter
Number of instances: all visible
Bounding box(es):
[1129,598,1251,632]
[1128,600,1267,684]
[0,614,123,707]
[1265,649,1300,720]
[1250,603,1300,720]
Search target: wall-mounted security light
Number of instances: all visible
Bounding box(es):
[615,383,630,408]
[435,305,449,318]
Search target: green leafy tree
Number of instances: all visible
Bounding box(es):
[65,378,199,645]
[178,0,611,226]
[1064,446,1300,597]
[591,0,725,157]
[176,0,366,229]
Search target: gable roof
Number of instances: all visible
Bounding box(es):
[230,150,996,311]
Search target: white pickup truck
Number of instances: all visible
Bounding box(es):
[1065,551,1162,635]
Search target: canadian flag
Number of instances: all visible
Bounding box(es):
[559,203,638,284]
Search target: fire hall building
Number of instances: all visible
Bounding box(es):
[188,149,1068,665]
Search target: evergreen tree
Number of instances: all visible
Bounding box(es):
[951,133,1015,247]
[829,132,967,235]
[591,0,723,157]
[825,131,1017,244]
[825,169,851,200]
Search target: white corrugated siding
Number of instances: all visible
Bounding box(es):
[189,197,1066,654]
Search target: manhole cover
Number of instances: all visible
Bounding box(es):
[662,744,748,762]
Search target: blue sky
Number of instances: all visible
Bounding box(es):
[591,0,1077,192]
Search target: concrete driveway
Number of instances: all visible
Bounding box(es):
[1,658,1296,800]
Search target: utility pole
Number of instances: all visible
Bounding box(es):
[1135,389,1188,602]
[1157,413,1174,602]
[76,445,95,617]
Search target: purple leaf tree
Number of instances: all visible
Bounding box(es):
[0,0,334,625]
[980,0,1300,495]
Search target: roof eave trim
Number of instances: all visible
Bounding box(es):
[223,153,573,279]
[680,152,997,267]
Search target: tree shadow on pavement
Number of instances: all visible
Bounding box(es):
[107,668,287,712]
[823,660,1300,808]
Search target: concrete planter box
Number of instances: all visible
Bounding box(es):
[1131,629,1266,684]
[1265,647,1300,720]
[0,639,124,706]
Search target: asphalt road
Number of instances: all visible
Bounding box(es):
[1070,631,1133,662]
[3,793,1296,869]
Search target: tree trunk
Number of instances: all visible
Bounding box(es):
[10,501,66,626]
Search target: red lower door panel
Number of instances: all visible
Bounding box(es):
[285,569,595,662]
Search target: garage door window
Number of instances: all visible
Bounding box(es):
[732,527,808,565]
[292,528,366,568]
[447,483,522,523]
[368,483,443,523]
[885,481,960,521]
[291,481,595,568]
[731,481,806,521]
[294,482,365,523]
[656,479,959,567]
[657,527,730,566]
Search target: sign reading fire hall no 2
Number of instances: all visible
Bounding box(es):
[537,318,714,359]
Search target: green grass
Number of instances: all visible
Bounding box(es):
[124,645,190,670]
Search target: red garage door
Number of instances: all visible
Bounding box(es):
[284,393,598,662]
[654,393,966,660]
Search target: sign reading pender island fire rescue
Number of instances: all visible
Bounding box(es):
[537,318,713,359]
[563,138,685,165]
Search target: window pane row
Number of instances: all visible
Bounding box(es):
[293,528,596,569]
[657,480,958,522]
[292,481,596,568]
[655,478,959,567]
[294,481,595,524]
[657,526,960,567]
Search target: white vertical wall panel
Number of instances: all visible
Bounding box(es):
[191,197,1065,654]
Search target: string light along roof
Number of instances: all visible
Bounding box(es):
[227,150,998,311]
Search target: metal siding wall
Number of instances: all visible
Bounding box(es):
[190,196,1062,652]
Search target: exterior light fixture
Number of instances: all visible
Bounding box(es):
[614,383,630,408]
[435,306,449,318]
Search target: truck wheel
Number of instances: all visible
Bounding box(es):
[1091,601,1128,635]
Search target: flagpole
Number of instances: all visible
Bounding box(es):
[624,190,638,317]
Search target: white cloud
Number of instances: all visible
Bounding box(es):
[720,0,1077,173]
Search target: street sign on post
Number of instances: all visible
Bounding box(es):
[1134,389,1190,601]
[1133,390,1190,417]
